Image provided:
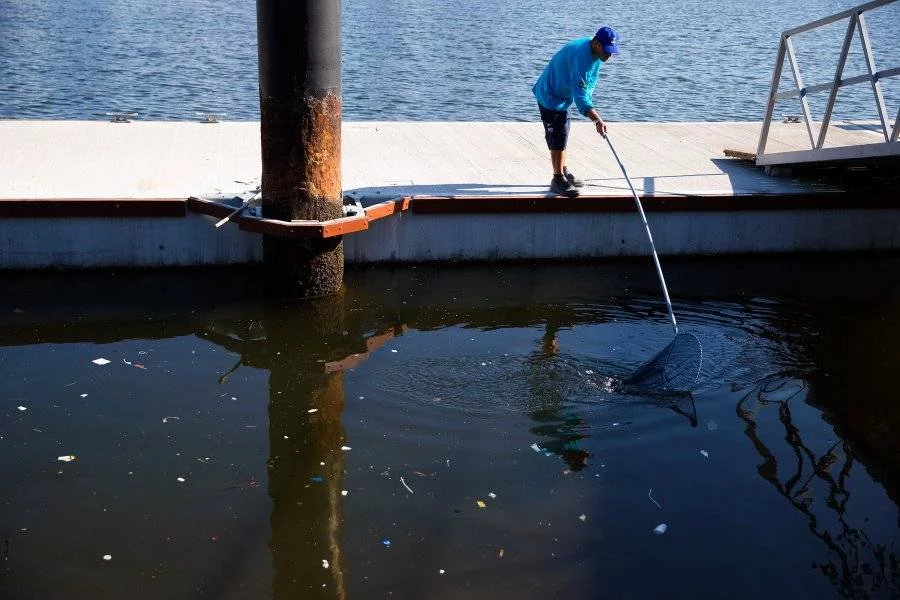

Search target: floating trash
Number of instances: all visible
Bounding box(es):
[382,539,391,547]
[57,455,76,462]
[648,489,663,509]
[700,450,709,458]
[530,443,542,453]
[400,477,414,494]
[579,514,587,522]
[91,358,110,366]
[17,406,27,411]
[322,559,329,569]
[653,523,668,535]
[308,408,319,414]
[476,500,486,508]
[498,548,505,558]
[80,394,88,398]
[488,492,497,499]
[102,554,112,561]
[707,419,718,431]
[390,349,398,353]
[439,569,445,575]
[177,477,186,483]
[341,446,351,451]
[341,490,348,496]
[162,416,180,423]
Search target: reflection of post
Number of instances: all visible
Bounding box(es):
[266,297,350,600]
[268,368,346,600]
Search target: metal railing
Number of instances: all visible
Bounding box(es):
[758,0,900,159]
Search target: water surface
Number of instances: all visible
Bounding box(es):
[1,0,897,121]
[1,257,899,599]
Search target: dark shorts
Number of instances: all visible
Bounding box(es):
[538,104,570,151]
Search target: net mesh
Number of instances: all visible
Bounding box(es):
[625,332,702,395]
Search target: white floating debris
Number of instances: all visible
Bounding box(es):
[17,406,27,411]
[57,455,76,462]
[579,514,587,522]
[585,370,594,375]
[283,436,289,440]
[648,489,663,510]
[400,477,414,494]
[176,477,186,483]
[322,559,330,569]
[308,408,319,414]
[653,523,668,535]
[162,416,180,423]
[80,394,88,398]
[481,362,487,366]
[391,349,398,353]
[439,569,445,575]
[341,446,351,451]
[488,492,497,499]
[92,358,111,366]
[530,443,542,453]
[707,419,718,431]
[102,554,112,561]
[341,490,348,496]
[700,450,709,458]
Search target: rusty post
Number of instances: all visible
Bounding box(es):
[257,0,343,297]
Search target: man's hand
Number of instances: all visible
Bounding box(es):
[594,119,608,137]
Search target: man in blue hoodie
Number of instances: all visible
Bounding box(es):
[533,26,619,197]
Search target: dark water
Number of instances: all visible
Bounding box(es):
[0,0,897,122]
[1,257,899,599]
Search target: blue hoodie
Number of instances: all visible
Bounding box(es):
[533,37,604,116]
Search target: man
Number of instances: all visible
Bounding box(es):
[533,26,619,197]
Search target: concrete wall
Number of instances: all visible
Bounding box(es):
[0,213,262,269]
[344,210,900,262]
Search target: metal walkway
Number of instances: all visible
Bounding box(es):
[757,0,900,167]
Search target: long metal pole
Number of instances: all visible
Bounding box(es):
[605,135,679,335]
[257,0,344,297]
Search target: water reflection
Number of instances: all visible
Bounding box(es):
[737,375,900,598]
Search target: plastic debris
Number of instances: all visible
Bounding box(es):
[700,450,709,458]
[177,477,186,483]
[648,489,663,509]
[162,416,180,423]
[390,349,398,353]
[579,514,587,522]
[653,524,668,535]
[498,548,504,558]
[530,443,542,453]
[322,559,329,569]
[341,490,348,496]
[17,406,27,411]
[382,539,391,547]
[308,408,319,414]
[707,419,718,431]
[57,455,76,462]
[80,394,88,398]
[400,477,414,494]
[102,554,112,561]
[439,569,445,575]
[92,358,111,365]
[488,492,497,499]
[476,500,486,508]
[341,446,351,451]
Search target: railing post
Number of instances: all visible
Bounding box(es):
[892,106,900,142]
[856,12,891,141]
[757,35,788,159]
[816,13,858,150]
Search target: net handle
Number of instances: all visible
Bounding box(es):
[604,134,679,335]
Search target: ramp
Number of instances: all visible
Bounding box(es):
[757,0,900,167]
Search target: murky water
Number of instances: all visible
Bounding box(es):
[2,257,899,599]
[0,0,897,122]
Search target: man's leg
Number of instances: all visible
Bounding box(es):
[551,149,565,175]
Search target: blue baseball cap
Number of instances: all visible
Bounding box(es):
[593,26,620,55]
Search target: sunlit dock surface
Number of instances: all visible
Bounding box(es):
[0,120,897,267]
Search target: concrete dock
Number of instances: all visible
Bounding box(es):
[1,120,897,267]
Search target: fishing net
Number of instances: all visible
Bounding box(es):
[625,332,702,395]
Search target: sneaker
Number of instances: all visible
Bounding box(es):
[550,174,579,197]
[563,167,584,188]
